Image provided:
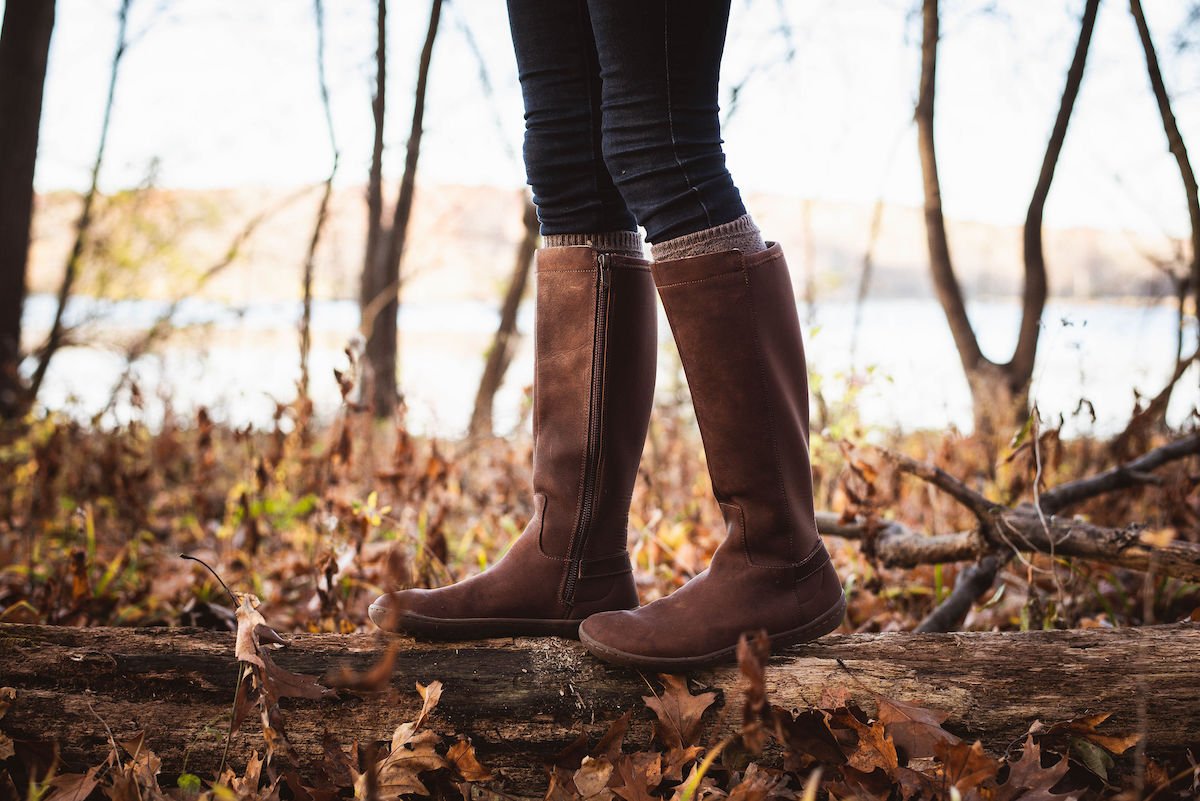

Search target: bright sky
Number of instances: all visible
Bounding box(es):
[25,0,1200,238]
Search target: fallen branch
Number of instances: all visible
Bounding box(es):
[826,433,1200,582]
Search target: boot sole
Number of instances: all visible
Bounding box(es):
[578,591,848,672]
[368,604,581,640]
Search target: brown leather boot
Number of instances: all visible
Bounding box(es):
[579,243,845,669]
[369,245,657,639]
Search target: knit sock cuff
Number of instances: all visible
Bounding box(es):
[543,230,644,256]
[650,214,767,262]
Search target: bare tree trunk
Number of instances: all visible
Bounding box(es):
[299,0,340,401]
[360,0,388,412]
[0,0,55,420]
[362,0,443,419]
[915,0,1097,439]
[1015,0,1100,391]
[469,195,538,439]
[28,0,132,404]
[1129,0,1200,385]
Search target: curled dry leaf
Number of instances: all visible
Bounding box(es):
[1031,712,1141,756]
[447,738,493,783]
[935,739,999,795]
[573,755,614,798]
[354,680,448,800]
[736,630,771,755]
[877,696,961,760]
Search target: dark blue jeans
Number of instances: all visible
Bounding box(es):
[506,0,747,244]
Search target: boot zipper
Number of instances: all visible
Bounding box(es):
[562,254,612,606]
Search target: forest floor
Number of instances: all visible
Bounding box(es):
[1,382,1198,801]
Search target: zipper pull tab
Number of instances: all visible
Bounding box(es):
[598,252,612,286]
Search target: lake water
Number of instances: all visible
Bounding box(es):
[21,292,1199,439]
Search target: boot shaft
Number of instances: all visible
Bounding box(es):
[650,243,822,568]
[531,246,657,576]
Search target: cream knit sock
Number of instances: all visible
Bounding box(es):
[543,230,644,258]
[649,214,766,261]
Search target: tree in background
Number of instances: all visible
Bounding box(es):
[915,0,1100,440]
[0,1,56,420]
[360,0,444,419]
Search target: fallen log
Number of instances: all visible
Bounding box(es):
[2,622,1198,795]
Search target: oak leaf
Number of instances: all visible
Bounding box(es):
[610,753,662,801]
[994,735,1073,801]
[833,710,898,777]
[643,675,717,751]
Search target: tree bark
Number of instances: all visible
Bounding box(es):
[360,0,390,415]
[1,623,1195,795]
[469,195,538,439]
[0,0,55,419]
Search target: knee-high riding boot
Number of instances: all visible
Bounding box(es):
[369,245,658,638]
[579,243,845,669]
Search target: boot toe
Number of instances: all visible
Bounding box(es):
[368,588,433,632]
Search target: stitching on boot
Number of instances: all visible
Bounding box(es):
[741,256,798,566]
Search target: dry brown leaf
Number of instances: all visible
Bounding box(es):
[258,648,333,702]
[877,697,961,760]
[1034,712,1141,756]
[737,631,771,755]
[724,763,789,801]
[447,738,492,782]
[643,675,717,751]
[45,767,100,801]
[413,680,443,731]
[235,596,270,668]
[573,756,614,798]
[935,739,999,794]
[359,728,446,800]
[994,735,1073,801]
[593,712,632,761]
[660,744,705,784]
[611,753,662,801]
[835,711,898,777]
[773,707,845,768]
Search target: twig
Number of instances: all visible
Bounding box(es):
[876,447,1000,520]
[1039,431,1200,513]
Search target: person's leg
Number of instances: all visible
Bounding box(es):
[585,0,765,257]
[369,0,659,639]
[577,1,845,669]
[507,0,642,256]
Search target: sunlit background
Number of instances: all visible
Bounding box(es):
[17,0,1200,437]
